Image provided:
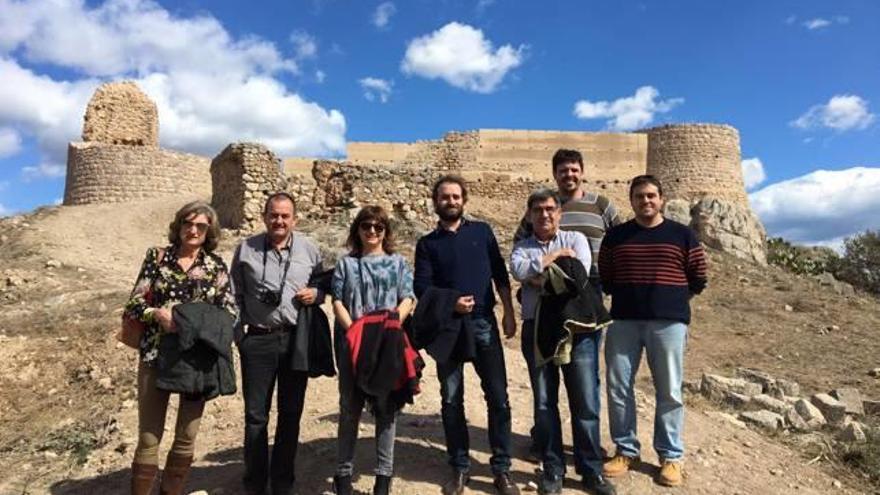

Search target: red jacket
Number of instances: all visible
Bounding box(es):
[346,310,423,413]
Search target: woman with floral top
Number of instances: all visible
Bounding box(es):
[331,205,415,495]
[124,201,236,495]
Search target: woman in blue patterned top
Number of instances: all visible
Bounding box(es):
[331,205,414,495]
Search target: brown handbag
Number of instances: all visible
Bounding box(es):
[116,248,164,349]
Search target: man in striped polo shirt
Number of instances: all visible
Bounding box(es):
[514,148,621,462]
[514,148,621,292]
[599,175,707,488]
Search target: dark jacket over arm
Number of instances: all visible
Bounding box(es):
[290,268,336,377]
[158,302,237,400]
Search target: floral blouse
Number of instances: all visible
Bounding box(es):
[124,245,237,364]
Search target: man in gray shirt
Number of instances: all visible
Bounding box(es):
[231,192,324,495]
[510,189,616,495]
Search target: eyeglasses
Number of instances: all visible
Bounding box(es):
[182,221,210,233]
[359,222,386,233]
[529,205,559,216]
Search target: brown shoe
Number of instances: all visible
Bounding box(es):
[493,472,521,495]
[442,470,469,495]
[657,459,683,487]
[159,453,193,495]
[131,462,158,495]
[602,454,638,478]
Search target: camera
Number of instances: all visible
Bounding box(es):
[255,284,282,307]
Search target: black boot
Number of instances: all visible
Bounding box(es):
[333,475,353,495]
[373,474,392,495]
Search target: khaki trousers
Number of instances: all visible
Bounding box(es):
[133,362,205,465]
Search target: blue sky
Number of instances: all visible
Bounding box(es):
[0,0,878,246]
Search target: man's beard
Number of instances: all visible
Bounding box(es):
[436,205,463,222]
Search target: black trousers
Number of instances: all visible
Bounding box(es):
[239,331,308,495]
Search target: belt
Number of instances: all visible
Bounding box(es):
[246,324,296,336]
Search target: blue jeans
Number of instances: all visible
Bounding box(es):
[521,320,603,478]
[605,319,687,461]
[436,316,512,475]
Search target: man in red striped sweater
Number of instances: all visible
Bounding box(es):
[598,175,707,488]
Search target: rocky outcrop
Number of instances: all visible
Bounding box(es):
[690,198,767,265]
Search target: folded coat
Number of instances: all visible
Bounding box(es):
[289,268,336,378]
[346,310,424,415]
[158,302,237,400]
[534,256,612,367]
[410,287,476,363]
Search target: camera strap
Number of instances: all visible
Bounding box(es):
[261,234,294,295]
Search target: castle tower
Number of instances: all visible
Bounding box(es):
[645,124,748,205]
[63,81,210,205]
[82,81,159,146]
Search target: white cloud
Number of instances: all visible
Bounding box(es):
[784,15,797,25]
[791,94,875,132]
[372,2,396,29]
[22,161,65,181]
[800,16,849,30]
[0,0,347,180]
[401,22,525,94]
[0,0,297,77]
[290,30,317,60]
[315,70,326,83]
[0,126,23,158]
[573,86,683,131]
[0,203,12,217]
[803,18,831,30]
[750,167,880,245]
[741,157,766,190]
[359,77,393,103]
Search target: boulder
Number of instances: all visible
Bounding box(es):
[723,391,752,409]
[753,394,792,415]
[663,199,692,226]
[784,408,810,432]
[811,394,847,424]
[701,373,762,401]
[689,198,767,265]
[830,388,864,416]
[794,399,827,429]
[735,368,775,392]
[838,421,867,443]
[739,410,784,431]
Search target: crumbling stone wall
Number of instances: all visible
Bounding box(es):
[645,124,747,205]
[210,143,286,231]
[293,160,437,225]
[82,81,159,146]
[63,142,209,205]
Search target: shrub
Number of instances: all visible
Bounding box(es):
[766,237,835,276]
[829,230,880,295]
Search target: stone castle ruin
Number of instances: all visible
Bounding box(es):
[62,81,767,263]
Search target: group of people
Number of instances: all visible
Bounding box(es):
[123,147,707,495]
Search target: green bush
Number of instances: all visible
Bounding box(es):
[766,237,835,276]
[830,230,880,295]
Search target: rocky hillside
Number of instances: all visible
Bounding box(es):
[0,196,878,494]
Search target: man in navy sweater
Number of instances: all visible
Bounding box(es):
[414,175,519,495]
[598,175,707,488]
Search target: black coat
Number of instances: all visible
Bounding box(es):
[411,287,476,363]
[157,302,237,401]
[289,269,336,378]
[535,256,612,365]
